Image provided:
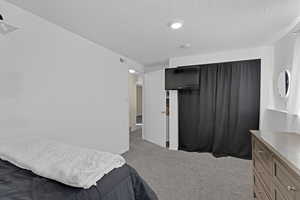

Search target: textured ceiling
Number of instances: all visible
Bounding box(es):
[4,0,300,66]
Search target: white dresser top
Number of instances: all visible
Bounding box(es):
[251,130,300,176]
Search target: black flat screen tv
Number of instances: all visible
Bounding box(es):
[165,67,199,90]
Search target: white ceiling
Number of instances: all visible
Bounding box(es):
[4,0,300,66]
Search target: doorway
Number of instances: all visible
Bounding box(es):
[136,84,143,126]
[128,71,143,132]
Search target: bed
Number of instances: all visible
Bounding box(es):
[0,159,158,200]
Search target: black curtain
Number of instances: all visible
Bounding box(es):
[178,59,260,159]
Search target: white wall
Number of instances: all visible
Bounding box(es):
[168,90,178,150]
[168,47,274,149]
[273,34,296,110]
[261,26,300,133]
[0,1,144,154]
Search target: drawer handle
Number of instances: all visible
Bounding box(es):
[257,150,264,154]
[287,186,296,191]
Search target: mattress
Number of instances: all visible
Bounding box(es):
[0,159,157,200]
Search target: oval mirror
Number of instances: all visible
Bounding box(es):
[278,69,291,98]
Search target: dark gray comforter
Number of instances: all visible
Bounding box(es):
[0,159,158,200]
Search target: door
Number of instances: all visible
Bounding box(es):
[143,70,166,147]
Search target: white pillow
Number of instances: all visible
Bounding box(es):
[0,137,125,189]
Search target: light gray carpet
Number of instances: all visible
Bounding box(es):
[123,128,253,200]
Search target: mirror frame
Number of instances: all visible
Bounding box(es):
[277,69,291,99]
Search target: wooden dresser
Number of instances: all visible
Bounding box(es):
[251,130,300,200]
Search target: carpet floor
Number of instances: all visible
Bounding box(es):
[123,128,253,200]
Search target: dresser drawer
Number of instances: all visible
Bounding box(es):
[253,155,272,196]
[254,172,271,200]
[273,158,298,200]
[251,131,300,200]
[273,185,288,200]
[253,138,273,175]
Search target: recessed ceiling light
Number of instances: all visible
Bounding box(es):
[169,20,184,30]
[180,43,191,49]
[129,69,136,74]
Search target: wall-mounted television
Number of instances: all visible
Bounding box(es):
[165,67,199,90]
